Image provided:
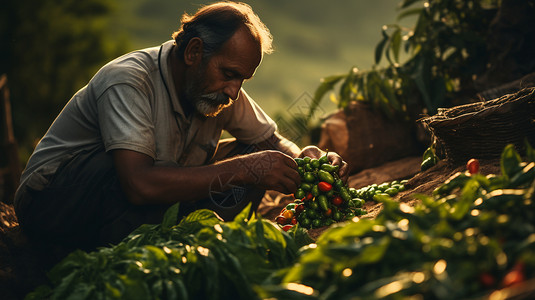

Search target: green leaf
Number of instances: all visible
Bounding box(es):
[287,224,314,249]
[391,28,402,63]
[397,7,423,21]
[399,0,421,9]
[451,179,480,220]
[308,74,345,120]
[410,55,433,112]
[501,144,522,179]
[375,29,389,64]
[357,236,391,264]
[233,202,253,224]
[162,202,180,229]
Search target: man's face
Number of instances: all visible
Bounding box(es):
[183,61,232,117]
[183,26,262,117]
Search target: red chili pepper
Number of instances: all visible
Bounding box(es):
[304,193,314,201]
[331,196,343,206]
[291,216,298,225]
[275,215,287,225]
[318,181,333,192]
[295,204,305,215]
[282,224,293,231]
[466,158,479,174]
[324,208,332,217]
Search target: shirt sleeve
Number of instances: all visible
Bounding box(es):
[97,84,156,158]
[223,89,278,144]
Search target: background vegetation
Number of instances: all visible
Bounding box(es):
[1,0,413,163]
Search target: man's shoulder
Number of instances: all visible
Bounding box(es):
[91,45,162,91]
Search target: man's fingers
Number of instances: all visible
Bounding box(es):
[327,152,349,182]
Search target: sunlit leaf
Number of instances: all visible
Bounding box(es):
[399,0,422,9]
[375,30,389,64]
[391,28,402,63]
[308,74,345,120]
[161,202,180,229]
[397,7,423,21]
[501,144,522,180]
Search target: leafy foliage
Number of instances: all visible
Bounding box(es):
[26,142,535,299]
[0,0,129,161]
[260,143,535,299]
[26,204,306,300]
[309,0,500,121]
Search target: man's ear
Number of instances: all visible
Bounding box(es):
[184,37,203,66]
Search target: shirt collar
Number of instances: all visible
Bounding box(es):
[159,40,186,118]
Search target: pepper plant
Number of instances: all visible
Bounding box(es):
[308,0,500,122]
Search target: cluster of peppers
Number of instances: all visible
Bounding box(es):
[350,179,408,202]
[275,154,367,230]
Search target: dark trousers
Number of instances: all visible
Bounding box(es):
[15,140,265,258]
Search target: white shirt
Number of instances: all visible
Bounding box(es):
[17,40,277,192]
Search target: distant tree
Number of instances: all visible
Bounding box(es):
[0,0,129,162]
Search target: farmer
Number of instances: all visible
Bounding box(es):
[14,2,348,253]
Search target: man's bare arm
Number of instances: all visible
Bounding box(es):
[111,148,300,206]
[255,131,350,181]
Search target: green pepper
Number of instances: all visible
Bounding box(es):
[303,157,311,164]
[286,203,296,210]
[318,195,329,211]
[297,166,304,177]
[421,156,435,171]
[333,179,344,191]
[311,185,320,197]
[310,159,320,169]
[351,198,364,208]
[318,170,335,184]
[304,172,316,183]
[345,211,355,219]
[355,208,367,215]
[319,155,329,165]
[384,187,399,196]
[320,164,339,173]
[295,157,305,166]
[332,210,342,221]
[294,189,305,200]
[340,187,352,202]
[300,183,312,191]
[299,217,311,228]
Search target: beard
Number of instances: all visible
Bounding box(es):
[183,63,234,117]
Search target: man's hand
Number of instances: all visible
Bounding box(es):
[299,146,349,182]
[239,150,301,195]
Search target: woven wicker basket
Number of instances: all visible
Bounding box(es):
[421,87,535,163]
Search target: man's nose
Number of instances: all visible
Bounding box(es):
[224,79,243,101]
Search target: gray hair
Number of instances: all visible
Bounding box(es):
[172,2,273,59]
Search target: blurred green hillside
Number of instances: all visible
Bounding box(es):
[110,0,414,120]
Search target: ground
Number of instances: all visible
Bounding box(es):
[0,155,501,299]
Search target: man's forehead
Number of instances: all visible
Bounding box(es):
[215,26,262,76]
